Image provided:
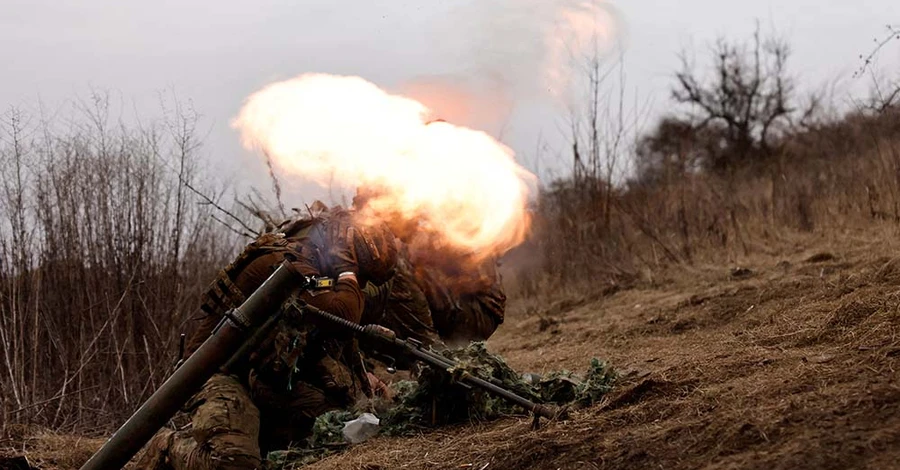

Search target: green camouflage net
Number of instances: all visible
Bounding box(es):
[266,342,615,469]
[265,410,356,468]
[536,358,618,407]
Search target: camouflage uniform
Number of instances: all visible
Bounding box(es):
[413,251,506,347]
[138,210,397,470]
[361,248,439,345]
[362,240,506,349]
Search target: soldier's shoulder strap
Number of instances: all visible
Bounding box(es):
[198,232,301,320]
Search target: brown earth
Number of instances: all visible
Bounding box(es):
[6,225,900,469]
[306,225,900,470]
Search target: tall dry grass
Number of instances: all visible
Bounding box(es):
[506,27,900,299]
[509,103,900,299]
[0,94,237,435]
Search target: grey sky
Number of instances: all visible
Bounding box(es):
[2,0,899,204]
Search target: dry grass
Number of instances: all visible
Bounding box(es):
[0,425,103,469]
[4,40,900,469]
[513,104,900,297]
[284,223,900,470]
[0,97,238,433]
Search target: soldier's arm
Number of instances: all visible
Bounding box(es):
[184,251,286,357]
[302,274,365,324]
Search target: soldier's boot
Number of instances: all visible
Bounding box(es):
[133,428,175,470]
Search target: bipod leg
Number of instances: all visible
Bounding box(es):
[531,413,541,430]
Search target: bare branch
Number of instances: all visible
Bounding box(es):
[854,24,900,79]
[262,149,287,218]
[182,178,258,237]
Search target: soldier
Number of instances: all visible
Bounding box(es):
[407,240,506,347]
[360,246,440,345]
[137,207,398,470]
[360,232,507,350]
[351,188,507,350]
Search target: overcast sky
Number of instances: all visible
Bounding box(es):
[2,0,899,204]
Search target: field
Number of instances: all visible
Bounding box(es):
[3,34,900,469]
[4,221,900,470]
[300,225,900,470]
[0,223,900,470]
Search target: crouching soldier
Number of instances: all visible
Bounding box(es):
[412,248,506,347]
[137,209,398,470]
[360,243,440,346]
[352,188,506,349]
[361,237,506,351]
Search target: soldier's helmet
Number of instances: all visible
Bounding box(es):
[352,220,399,286]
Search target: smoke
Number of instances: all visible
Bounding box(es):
[231,74,536,257]
[455,0,620,95]
[404,0,623,133]
[229,1,624,240]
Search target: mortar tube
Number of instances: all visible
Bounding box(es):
[79,262,299,470]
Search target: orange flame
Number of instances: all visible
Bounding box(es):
[231,73,536,257]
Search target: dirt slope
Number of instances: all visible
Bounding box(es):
[6,227,900,469]
[308,227,900,470]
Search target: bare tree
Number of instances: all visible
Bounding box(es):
[673,24,795,171]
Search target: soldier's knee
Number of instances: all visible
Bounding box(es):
[177,374,262,470]
[134,428,175,470]
[191,375,260,442]
[204,434,262,470]
[173,431,261,470]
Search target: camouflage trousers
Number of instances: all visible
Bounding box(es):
[137,373,338,470]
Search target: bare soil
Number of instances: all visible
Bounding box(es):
[307,226,900,470]
[6,226,900,469]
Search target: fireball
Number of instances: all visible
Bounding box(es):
[231,73,536,258]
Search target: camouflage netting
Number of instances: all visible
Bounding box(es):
[265,410,357,468]
[266,342,615,468]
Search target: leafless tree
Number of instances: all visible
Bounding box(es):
[673,24,796,171]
